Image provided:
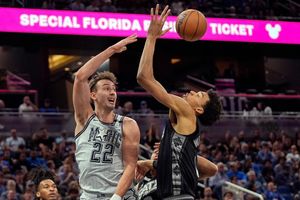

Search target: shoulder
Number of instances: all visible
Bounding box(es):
[122,116,138,124]
[122,117,140,135]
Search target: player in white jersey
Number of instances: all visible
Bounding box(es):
[73,35,140,200]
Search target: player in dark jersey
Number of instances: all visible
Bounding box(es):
[27,167,59,200]
[136,144,219,200]
[136,4,222,199]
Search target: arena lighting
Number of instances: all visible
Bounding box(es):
[171,58,181,64]
[0,8,300,44]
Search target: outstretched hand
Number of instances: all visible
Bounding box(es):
[111,34,137,53]
[148,4,171,39]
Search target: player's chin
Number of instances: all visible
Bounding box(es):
[47,194,58,200]
[108,103,116,109]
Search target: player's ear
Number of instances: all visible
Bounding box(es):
[195,107,204,115]
[36,191,41,198]
[90,91,96,101]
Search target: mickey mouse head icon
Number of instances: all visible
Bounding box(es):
[265,24,281,39]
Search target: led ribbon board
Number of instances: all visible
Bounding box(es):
[0,7,299,44]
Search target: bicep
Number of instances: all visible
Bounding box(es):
[122,119,140,166]
[73,78,93,125]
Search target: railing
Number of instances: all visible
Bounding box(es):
[1,112,299,140]
[223,181,264,200]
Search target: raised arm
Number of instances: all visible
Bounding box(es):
[114,117,140,198]
[136,5,190,116]
[73,35,137,134]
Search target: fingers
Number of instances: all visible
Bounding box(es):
[155,4,159,18]
[150,8,154,21]
[160,5,169,21]
[161,8,171,24]
[161,27,172,36]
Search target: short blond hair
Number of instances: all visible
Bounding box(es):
[88,71,117,92]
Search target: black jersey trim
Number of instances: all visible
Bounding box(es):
[95,113,123,126]
[74,113,96,140]
[167,119,200,139]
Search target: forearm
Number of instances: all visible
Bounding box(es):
[137,36,156,82]
[76,47,115,81]
[114,164,136,197]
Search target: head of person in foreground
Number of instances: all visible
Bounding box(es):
[182,89,222,126]
[27,167,59,200]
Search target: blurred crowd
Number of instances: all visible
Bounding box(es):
[0,97,298,200]
[1,117,300,199]
[10,0,299,21]
[0,128,78,200]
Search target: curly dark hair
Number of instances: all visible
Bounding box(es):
[27,167,56,188]
[88,71,117,92]
[198,89,222,126]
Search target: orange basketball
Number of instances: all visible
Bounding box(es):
[176,9,207,42]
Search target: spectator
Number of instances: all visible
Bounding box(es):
[22,188,34,200]
[209,162,229,199]
[264,181,285,200]
[138,100,153,115]
[171,0,185,15]
[223,191,234,200]
[65,181,80,200]
[121,101,134,116]
[0,172,5,195]
[245,170,264,193]
[0,99,5,111]
[226,161,247,185]
[200,186,216,200]
[18,96,38,113]
[257,141,274,163]
[274,156,291,186]
[101,0,117,12]
[286,144,300,164]
[141,124,159,150]
[39,98,57,112]
[26,149,47,169]
[0,179,21,200]
[209,162,229,187]
[5,129,26,153]
[42,0,56,9]
[86,0,99,11]
[69,0,85,10]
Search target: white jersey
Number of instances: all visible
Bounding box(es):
[75,113,136,200]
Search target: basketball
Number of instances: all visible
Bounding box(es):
[175,9,207,42]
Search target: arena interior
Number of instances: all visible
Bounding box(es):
[0,0,300,199]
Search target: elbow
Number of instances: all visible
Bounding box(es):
[136,74,146,85]
[74,72,86,82]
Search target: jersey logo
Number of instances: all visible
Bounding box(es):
[88,127,121,148]
[88,126,122,164]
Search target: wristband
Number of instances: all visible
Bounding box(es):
[153,160,158,169]
[110,194,122,200]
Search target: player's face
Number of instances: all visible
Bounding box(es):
[92,79,117,110]
[36,179,58,200]
[183,91,209,114]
